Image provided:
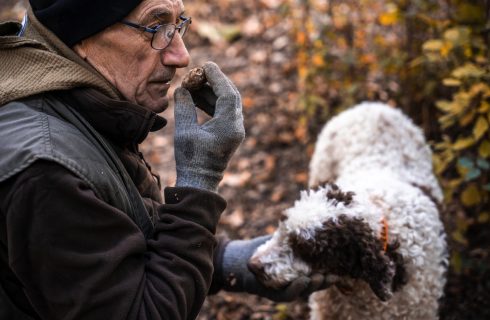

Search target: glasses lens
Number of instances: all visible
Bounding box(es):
[178,19,190,37]
[152,25,175,50]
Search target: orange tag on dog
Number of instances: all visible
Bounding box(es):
[380,217,389,252]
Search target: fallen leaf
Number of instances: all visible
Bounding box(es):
[222,171,252,187]
[242,16,263,37]
[222,209,245,228]
[265,225,277,234]
[242,96,255,109]
[294,172,308,184]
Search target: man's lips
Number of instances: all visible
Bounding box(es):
[159,82,171,90]
[150,78,171,84]
[155,79,171,88]
[148,81,171,97]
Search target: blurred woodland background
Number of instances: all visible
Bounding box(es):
[2,0,489,319]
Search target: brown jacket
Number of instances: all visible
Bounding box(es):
[0,7,227,320]
[0,89,227,320]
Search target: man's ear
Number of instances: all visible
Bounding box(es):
[73,41,87,60]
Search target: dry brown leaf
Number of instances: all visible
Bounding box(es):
[294,172,309,184]
[265,225,277,234]
[222,171,252,187]
[221,209,245,228]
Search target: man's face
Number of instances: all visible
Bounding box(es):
[74,0,190,113]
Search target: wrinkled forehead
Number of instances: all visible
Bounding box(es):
[128,0,185,23]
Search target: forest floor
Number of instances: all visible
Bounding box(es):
[2,0,489,319]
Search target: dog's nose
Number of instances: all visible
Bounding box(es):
[247,256,264,276]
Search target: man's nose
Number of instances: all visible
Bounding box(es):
[160,33,190,68]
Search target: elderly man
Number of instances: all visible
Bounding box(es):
[0,0,327,319]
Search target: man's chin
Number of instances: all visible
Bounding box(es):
[136,93,169,113]
[150,96,169,113]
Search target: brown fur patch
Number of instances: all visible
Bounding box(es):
[289,214,407,301]
[310,180,334,192]
[309,182,355,206]
[385,241,409,292]
[325,183,355,206]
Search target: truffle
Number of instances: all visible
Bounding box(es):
[182,67,207,91]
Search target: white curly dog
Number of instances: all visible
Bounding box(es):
[249,102,448,319]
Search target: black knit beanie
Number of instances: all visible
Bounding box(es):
[29,0,142,47]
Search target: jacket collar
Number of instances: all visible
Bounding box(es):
[55,89,167,147]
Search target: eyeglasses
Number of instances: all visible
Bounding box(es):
[121,15,192,50]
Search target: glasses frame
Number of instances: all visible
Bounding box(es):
[121,15,192,50]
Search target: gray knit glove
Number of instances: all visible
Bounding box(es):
[216,236,330,302]
[174,62,245,191]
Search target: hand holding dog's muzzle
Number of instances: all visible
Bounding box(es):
[215,236,332,302]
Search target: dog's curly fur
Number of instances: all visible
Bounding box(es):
[288,213,407,302]
[249,103,448,319]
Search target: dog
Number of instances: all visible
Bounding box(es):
[249,102,448,319]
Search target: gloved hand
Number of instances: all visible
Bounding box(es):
[214,236,331,302]
[174,62,245,191]
[188,83,217,117]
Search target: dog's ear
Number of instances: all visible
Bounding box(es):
[362,253,396,302]
[288,215,400,302]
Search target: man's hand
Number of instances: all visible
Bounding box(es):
[216,236,331,302]
[173,62,245,191]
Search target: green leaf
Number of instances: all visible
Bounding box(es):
[458,157,474,169]
[465,168,481,181]
[476,158,490,170]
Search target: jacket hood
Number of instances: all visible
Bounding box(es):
[0,7,122,106]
